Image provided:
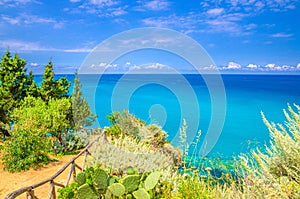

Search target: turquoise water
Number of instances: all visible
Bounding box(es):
[37,74,300,159]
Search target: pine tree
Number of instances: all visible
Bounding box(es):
[0,51,38,136]
[40,60,70,102]
[72,72,97,130]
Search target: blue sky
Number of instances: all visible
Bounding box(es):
[0,0,300,73]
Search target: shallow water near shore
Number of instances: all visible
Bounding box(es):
[35,74,300,159]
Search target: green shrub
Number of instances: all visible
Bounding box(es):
[88,135,176,174]
[58,182,79,199]
[106,110,145,138]
[13,96,72,152]
[66,130,89,151]
[1,129,50,172]
[238,104,300,198]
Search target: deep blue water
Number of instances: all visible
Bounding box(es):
[36,74,300,159]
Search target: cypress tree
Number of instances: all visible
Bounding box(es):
[72,72,97,130]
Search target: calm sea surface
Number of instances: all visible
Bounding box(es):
[36,74,300,159]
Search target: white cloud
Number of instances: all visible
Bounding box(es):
[30,62,39,67]
[125,61,131,65]
[247,64,258,68]
[66,0,126,17]
[271,33,293,38]
[203,65,218,70]
[0,39,51,51]
[207,8,224,16]
[98,62,107,67]
[0,39,94,52]
[254,1,265,12]
[63,48,92,52]
[110,7,127,16]
[297,63,300,69]
[144,63,166,69]
[129,63,171,73]
[89,0,117,7]
[245,23,257,30]
[23,15,56,24]
[144,0,170,11]
[265,63,275,68]
[1,15,19,25]
[0,0,37,7]
[227,62,241,69]
[1,14,64,28]
[130,63,167,70]
[142,12,246,35]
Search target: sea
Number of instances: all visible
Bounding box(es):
[36,74,300,160]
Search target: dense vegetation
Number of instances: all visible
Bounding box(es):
[0,51,96,172]
[58,105,300,199]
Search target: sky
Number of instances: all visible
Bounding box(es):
[0,0,300,74]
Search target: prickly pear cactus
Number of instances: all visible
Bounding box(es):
[132,188,150,199]
[76,172,86,186]
[108,183,126,197]
[144,171,160,191]
[109,175,118,185]
[77,184,98,199]
[93,168,108,190]
[122,175,140,193]
[126,166,135,175]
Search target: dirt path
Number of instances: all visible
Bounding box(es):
[0,154,84,199]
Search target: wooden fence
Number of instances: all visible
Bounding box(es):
[5,131,103,199]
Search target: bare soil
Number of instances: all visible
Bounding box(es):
[0,154,83,199]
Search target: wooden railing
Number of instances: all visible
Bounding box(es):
[5,132,103,199]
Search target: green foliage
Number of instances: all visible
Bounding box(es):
[0,51,38,136]
[72,72,97,130]
[76,172,87,186]
[97,110,180,173]
[40,60,70,102]
[65,130,89,151]
[106,110,145,138]
[93,167,109,190]
[88,134,176,173]
[132,188,150,199]
[144,171,161,191]
[59,167,162,199]
[108,183,126,197]
[238,104,300,198]
[77,184,98,199]
[12,96,48,133]
[58,104,300,199]
[58,182,79,199]
[1,129,50,172]
[13,96,72,151]
[122,175,140,193]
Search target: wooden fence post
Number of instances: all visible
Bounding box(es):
[4,133,102,199]
[26,189,35,199]
[48,181,56,199]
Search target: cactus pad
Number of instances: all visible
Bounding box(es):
[126,166,135,175]
[77,184,98,199]
[109,175,118,185]
[108,183,126,197]
[75,172,86,186]
[122,175,140,193]
[93,168,108,190]
[144,171,160,191]
[132,188,150,199]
